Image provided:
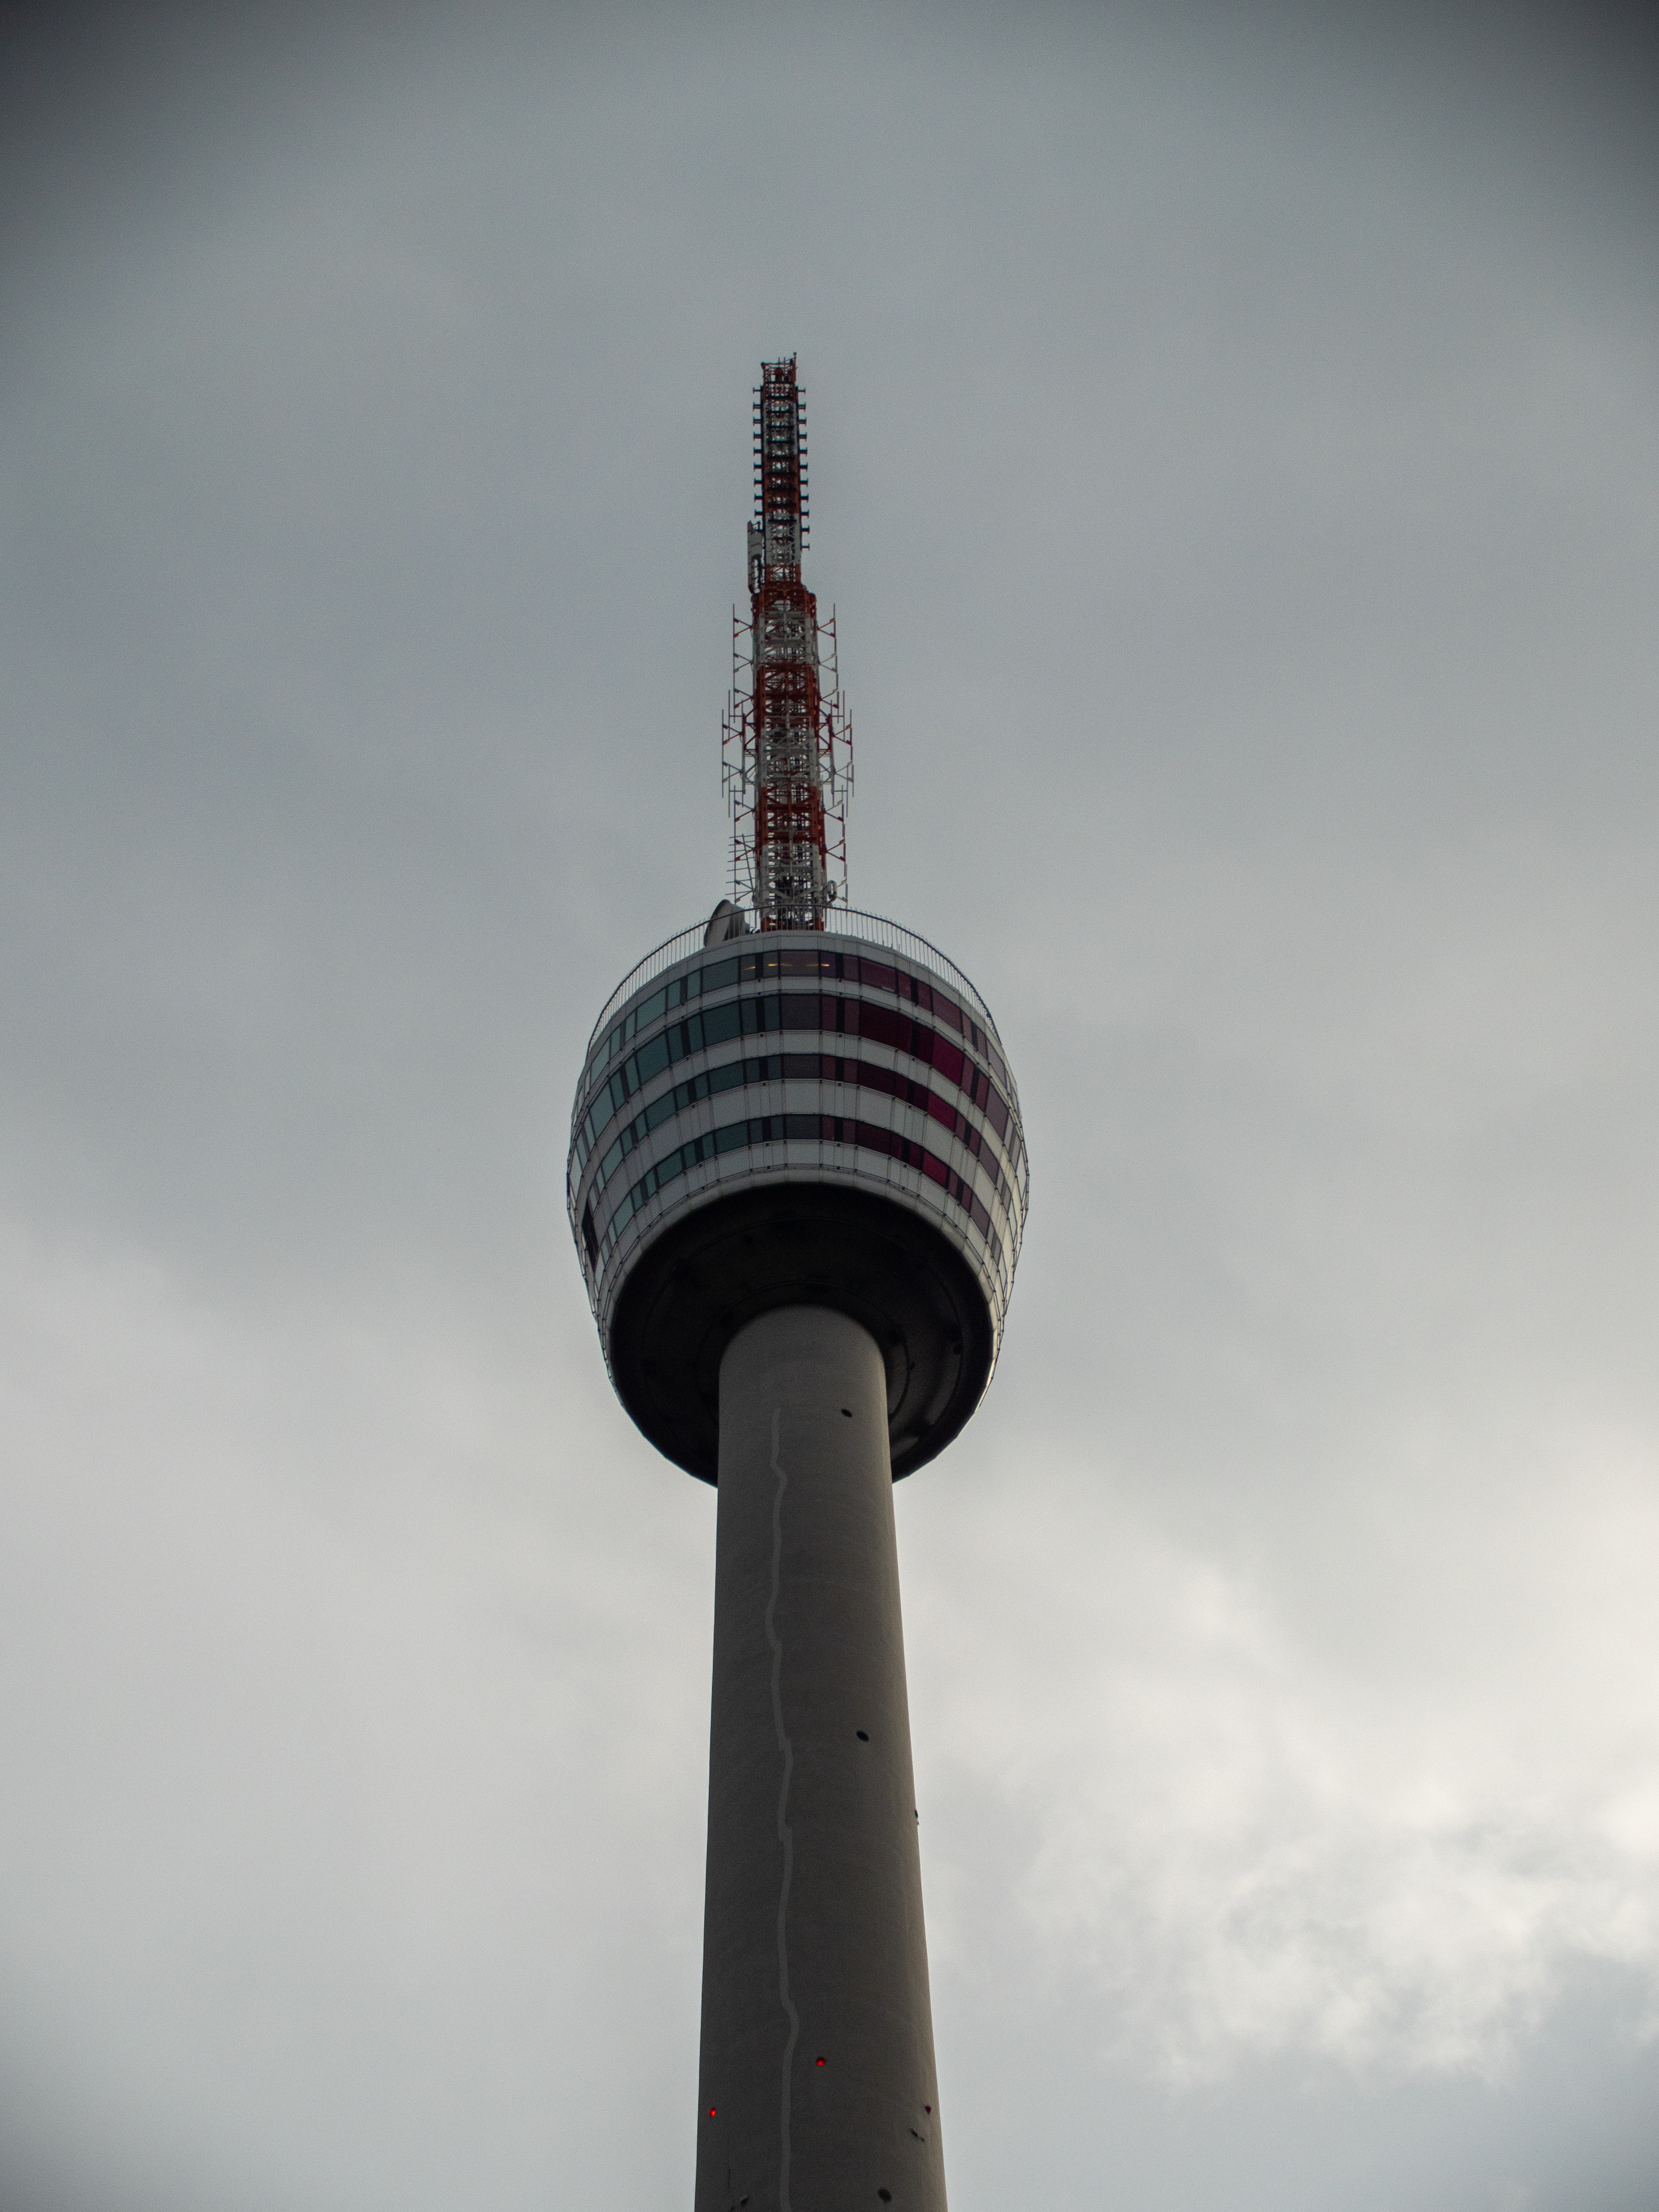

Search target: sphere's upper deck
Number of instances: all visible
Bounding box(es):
[567,912,1026,1478]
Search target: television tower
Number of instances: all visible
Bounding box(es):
[569,358,1026,2212]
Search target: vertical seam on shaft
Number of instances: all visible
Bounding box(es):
[765,1402,799,2212]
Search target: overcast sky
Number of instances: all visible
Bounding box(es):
[3,3,1659,2206]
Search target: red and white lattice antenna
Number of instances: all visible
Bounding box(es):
[722,358,853,930]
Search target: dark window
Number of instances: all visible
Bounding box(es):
[585,945,990,1094]
[930,1037,964,1086]
[582,969,1020,1185]
[634,1034,670,1082]
[858,1002,902,1051]
[580,1017,1022,1217]
[590,1103,1008,1284]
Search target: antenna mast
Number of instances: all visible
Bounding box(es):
[724,357,852,929]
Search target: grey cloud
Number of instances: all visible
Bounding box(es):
[1,3,1658,2206]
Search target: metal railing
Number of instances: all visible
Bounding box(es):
[580,907,1005,1062]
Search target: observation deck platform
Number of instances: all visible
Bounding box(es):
[567,910,1027,1481]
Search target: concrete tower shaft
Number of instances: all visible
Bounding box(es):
[697,1309,944,2212]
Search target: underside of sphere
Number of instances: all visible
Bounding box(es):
[608,1182,995,1481]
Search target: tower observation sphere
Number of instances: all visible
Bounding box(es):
[568,358,1026,2212]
